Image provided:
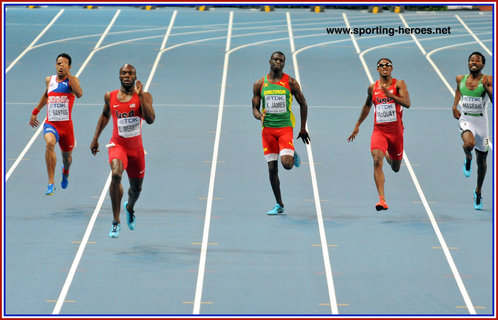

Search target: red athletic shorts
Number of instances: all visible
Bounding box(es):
[262,126,295,162]
[370,127,404,161]
[43,122,75,152]
[108,142,145,179]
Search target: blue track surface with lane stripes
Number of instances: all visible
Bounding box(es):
[2,4,495,316]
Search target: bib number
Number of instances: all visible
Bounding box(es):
[375,103,397,123]
[117,117,141,138]
[265,95,287,114]
[47,96,70,121]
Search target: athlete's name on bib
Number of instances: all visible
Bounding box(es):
[462,96,483,110]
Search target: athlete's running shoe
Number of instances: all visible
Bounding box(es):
[46,184,55,195]
[61,167,69,189]
[124,201,135,230]
[375,198,389,211]
[109,221,121,238]
[463,159,471,178]
[294,151,301,168]
[474,191,483,210]
[267,203,284,215]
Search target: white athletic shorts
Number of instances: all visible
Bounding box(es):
[458,114,489,152]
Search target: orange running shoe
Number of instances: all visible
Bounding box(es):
[375,197,389,211]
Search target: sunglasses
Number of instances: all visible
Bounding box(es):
[377,63,392,68]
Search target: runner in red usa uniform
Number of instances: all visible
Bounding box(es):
[347,58,411,211]
[90,64,155,238]
[29,53,83,196]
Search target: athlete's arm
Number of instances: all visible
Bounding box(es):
[90,92,112,155]
[452,75,464,120]
[289,77,310,144]
[29,76,50,128]
[252,78,265,125]
[347,84,373,142]
[482,75,493,102]
[135,80,155,124]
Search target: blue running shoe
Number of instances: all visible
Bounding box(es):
[61,167,69,189]
[267,203,284,215]
[463,160,471,178]
[474,191,483,210]
[46,184,55,195]
[294,151,301,168]
[109,221,121,238]
[124,201,135,230]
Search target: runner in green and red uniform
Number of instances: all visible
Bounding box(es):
[90,64,155,238]
[347,58,411,211]
[252,51,310,215]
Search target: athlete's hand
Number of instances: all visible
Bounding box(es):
[29,114,39,127]
[135,80,143,95]
[347,126,359,142]
[380,83,391,97]
[452,107,461,120]
[90,140,99,156]
[297,130,310,144]
[481,75,492,89]
[60,62,71,78]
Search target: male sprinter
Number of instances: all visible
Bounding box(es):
[347,58,411,211]
[29,53,83,195]
[252,51,310,215]
[90,64,155,238]
[451,51,493,210]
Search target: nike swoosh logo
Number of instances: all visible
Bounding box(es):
[113,105,119,108]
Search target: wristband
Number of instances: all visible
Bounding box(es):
[32,108,40,115]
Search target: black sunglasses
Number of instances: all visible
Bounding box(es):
[377,63,392,68]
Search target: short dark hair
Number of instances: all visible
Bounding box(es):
[376,57,392,66]
[468,51,485,65]
[270,51,286,61]
[56,53,72,66]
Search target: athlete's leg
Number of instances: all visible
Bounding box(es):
[384,152,401,172]
[109,159,124,223]
[372,149,385,198]
[127,177,143,213]
[44,133,57,185]
[61,151,72,173]
[462,131,476,168]
[475,149,488,194]
[268,160,283,207]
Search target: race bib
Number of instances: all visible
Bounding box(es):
[117,117,141,138]
[265,95,287,114]
[375,103,397,123]
[47,96,70,121]
[461,96,483,114]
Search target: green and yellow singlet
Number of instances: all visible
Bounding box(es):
[261,73,294,128]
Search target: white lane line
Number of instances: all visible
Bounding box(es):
[6,9,64,73]
[287,11,339,315]
[52,8,175,314]
[5,9,121,182]
[193,11,233,316]
[342,12,360,54]
[400,15,493,150]
[52,172,112,314]
[398,14,427,55]
[455,14,492,56]
[145,10,177,92]
[355,14,477,315]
